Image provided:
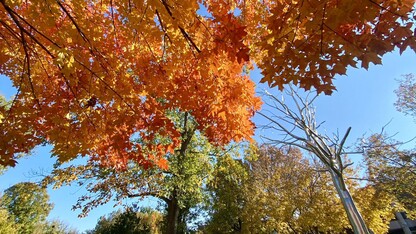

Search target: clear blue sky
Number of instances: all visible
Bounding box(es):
[1,49,415,232]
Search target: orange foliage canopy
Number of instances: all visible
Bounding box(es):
[244,0,416,93]
[0,0,414,168]
[0,0,262,168]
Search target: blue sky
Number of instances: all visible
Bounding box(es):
[1,49,415,232]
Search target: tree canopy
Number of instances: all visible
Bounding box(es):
[359,133,416,218]
[1,0,415,169]
[0,208,19,234]
[395,73,416,120]
[0,182,53,234]
[86,208,163,234]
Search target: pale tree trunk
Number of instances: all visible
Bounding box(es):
[329,169,370,234]
[260,88,373,233]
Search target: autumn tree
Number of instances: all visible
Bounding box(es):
[395,73,416,120]
[0,208,19,234]
[1,1,416,232]
[358,133,416,218]
[43,111,220,233]
[0,182,53,234]
[1,0,415,169]
[0,95,11,175]
[351,184,401,234]
[239,145,349,233]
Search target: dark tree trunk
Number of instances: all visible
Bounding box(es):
[165,112,194,234]
[166,196,180,234]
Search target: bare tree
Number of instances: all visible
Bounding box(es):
[259,86,370,234]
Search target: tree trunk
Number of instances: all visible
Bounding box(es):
[329,169,371,234]
[166,196,180,234]
[395,212,412,234]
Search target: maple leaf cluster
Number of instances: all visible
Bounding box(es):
[0,0,261,168]
[240,0,416,94]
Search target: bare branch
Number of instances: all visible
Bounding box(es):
[260,85,352,177]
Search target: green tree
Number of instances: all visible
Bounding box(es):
[44,111,218,234]
[204,148,249,233]
[0,182,53,234]
[86,207,163,234]
[42,219,79,234]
